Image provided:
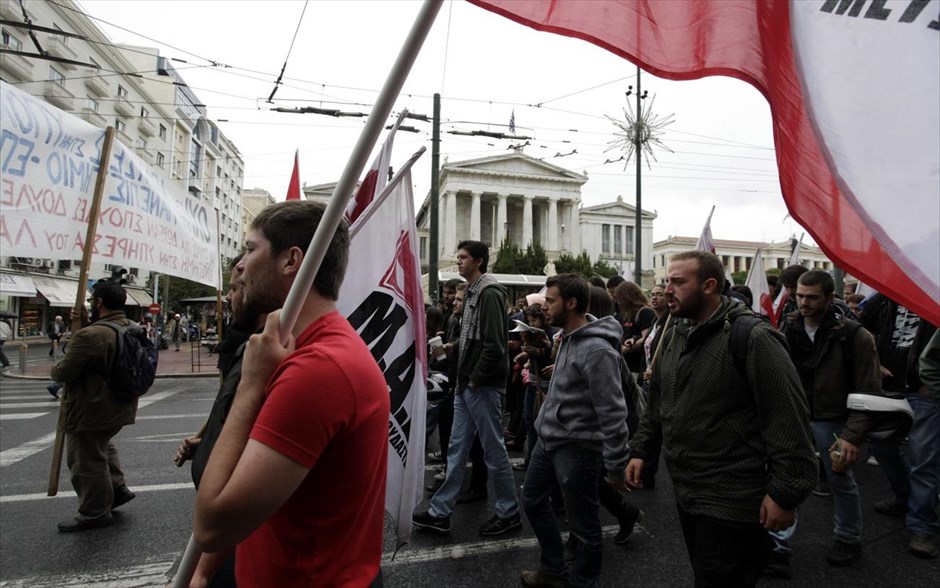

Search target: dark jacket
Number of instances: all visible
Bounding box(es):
[861,293,922,392]
[51,312,138,433]
[536,315,630,479]
[457,275,509,389]
[632,297,816,522]
[783,307,880,445]
[193,340,247,488]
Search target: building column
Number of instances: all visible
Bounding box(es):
[547,198,559,252]
[569,201,581,254]
[470,192,481,241]
[496,193,507,246]
[523,195,534,248]
[444,191,458,257]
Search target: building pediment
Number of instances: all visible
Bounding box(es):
[581,197,656,220]
[443,152,587,184]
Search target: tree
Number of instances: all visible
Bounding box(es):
[554,252,594,276]
[492,242,549,275]
[592,259,619,279]
[491,241,522,273]
[518,243,548,275]
[732,270,748,285]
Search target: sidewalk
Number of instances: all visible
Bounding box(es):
[1,339,219,380]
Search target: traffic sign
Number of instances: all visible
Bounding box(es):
[148,303,161,315]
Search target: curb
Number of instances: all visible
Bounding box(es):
[1,371,218,381]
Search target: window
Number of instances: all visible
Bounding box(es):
[136,137,147,150]
[86,97,99,112]
[2,29,23,51]
[613,225,623,254]
[140,107,149,118]
[661,254,666,267]
[156,152,165,166]
[420,236,428,260]
[624,226,635,254]
[158,124,167,140]
[49,67,66,86]
[117,85,128,98]
[601,224,611,254]
[115,119,126,132]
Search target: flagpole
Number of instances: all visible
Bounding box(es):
[277,0,442,345]
[170,3,442,586]
[48,126,115,497]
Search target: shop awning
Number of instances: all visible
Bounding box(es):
[32,277,83,307]
[0,273,37,297]
[125,288,154,307]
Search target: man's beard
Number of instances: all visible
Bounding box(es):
[241,286,283,330]
[90,306,100,322]
[670,288,706,320]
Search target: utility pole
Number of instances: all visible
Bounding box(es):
[634,67,644,285]
[429,93,441,303]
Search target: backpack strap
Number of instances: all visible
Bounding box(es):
[95,321,125,375]
[730,315,764,379]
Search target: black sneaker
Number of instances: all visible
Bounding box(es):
[112,485,135,510]
[479,512,522,536]
[412,510,451,535]
[520,569,568,588]
[763,550,791,579]
[826,540,861,566]
[615,504,644,544]
[873,499,906,518]
[813,478,832,497]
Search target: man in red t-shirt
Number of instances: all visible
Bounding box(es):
[194,201,389,587]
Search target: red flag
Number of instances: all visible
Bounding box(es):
[469,0,939,325]
[345,113,405,224]
[285,150,301,201]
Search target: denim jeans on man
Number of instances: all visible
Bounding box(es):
[812,419,862,544]
[870,393,940,538]
[429,385,518,518]
[523,440,604,588]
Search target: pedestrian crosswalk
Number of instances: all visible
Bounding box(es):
[0,378,58,422]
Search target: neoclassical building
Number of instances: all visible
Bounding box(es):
[416,152,655,277]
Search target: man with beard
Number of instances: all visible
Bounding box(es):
[626,251,816,587]
[519,274,631,588]
[174,255,257,587]
[193,201,389,586]
[51,280,138,532]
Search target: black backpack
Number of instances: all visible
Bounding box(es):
[100,321,159,402]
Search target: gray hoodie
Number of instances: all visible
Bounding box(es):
[535,314,630,479]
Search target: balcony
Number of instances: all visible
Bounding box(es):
[116,128,133,148]
[46,37,77,68]
[114,95,135,117]
[84,72,109,97]
[42,80,75,111]
[0,0,29,20]
[0,52,34,82]
[78,107,106,129]
[137,148,154,165]
[138,117,156,137]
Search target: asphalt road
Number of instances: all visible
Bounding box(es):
[0,374,937,587]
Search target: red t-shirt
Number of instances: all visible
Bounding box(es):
[236,311,389,587]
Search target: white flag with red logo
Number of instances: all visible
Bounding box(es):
[469,0,939,326]
[746,248,775,326]
[344,113,406,224]
[337,148,427,546]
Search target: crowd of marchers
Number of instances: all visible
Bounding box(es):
[418,244,939,588]
[40,213,937,588]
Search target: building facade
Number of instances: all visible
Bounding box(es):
[241,188,276,235]
[652,236,835,285]
[0,0,244,336]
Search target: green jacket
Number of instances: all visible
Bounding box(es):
[457,274,509,390]
[632,298,816,522]
[51,312,138,433]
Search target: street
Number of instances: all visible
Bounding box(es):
[0,374,937,587]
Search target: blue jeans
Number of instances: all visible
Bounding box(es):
[429,385,518,519]
[523,384,539,466]
[523,441,604,588]
[812,419,861,544]
[871,393,940,537]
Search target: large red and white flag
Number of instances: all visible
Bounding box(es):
[469,0,939,325]
[285,150,301,201]
[337,148,427,546]
[746,248,776,326]
[345,112,406,224]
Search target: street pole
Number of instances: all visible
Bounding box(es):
[429,93,441,303]
[634,67,643,285]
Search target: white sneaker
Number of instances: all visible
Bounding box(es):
[867,455,879,466]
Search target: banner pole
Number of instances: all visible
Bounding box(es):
[215,208,224,386]
[170,3,442,586]
[48,126,115,497]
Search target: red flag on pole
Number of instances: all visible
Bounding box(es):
[285,150,301,201]
[746,249,776,327]
[345,113,405,224]
[468,0,939,326]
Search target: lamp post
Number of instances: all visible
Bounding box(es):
[606,66,674,286]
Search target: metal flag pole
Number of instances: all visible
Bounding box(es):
[48,126,115,497]
[170,2,442,585]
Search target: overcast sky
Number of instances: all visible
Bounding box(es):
[77,0,812,245]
